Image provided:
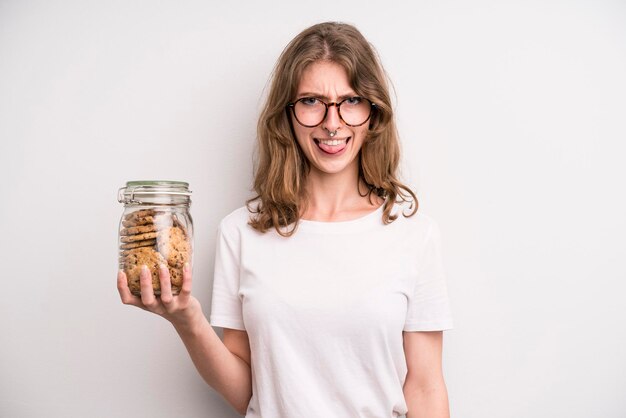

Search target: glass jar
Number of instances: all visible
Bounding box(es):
[117,180,193,296]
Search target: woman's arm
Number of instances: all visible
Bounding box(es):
[402,330,450,418]
[172,308,252,415]
[117,265,252,415]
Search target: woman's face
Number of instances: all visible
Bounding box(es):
[290,60,370,177]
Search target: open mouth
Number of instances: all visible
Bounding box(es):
[314,137,351,155]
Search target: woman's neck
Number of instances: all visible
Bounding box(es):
[301,162,383,222]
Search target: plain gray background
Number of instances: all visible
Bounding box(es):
[1,0,625,417]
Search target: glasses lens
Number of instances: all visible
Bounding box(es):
[339,97,371,126]
[294,98,326,127]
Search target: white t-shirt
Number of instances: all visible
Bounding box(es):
[210,201,453,418]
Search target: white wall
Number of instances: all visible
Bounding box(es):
[1,1,625,417]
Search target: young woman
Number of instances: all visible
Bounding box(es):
[118,22,454,418]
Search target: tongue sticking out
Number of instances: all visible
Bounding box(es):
[317,139,348,154]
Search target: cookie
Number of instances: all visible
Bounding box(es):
[122,216,156,228]
[120,238,157,250]
[172,214,189,237]
[157,226,191,268]
[122,213,174,228]
[120,231,159,243]
[122,247,167,295]
[120,224,158,236]
[123,209,156,220]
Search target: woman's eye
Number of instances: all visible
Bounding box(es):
[300,97,319,106]
[346,97,362,105]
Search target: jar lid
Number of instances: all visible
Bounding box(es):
[118,180,192,205]
[126,180,189,188]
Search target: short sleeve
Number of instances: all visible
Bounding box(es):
[404,220,454,331]
[209,220,246,331]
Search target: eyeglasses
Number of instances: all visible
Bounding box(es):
[287,96,376,128]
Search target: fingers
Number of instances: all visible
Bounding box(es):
[118,264,191,317]
[117,270,144,308]
[158,264,174,305]
[177,262,192,305]
[139,265,159,309]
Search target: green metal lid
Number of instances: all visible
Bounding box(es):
[126,180,189,188]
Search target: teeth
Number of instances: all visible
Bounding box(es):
[319,139,347,146]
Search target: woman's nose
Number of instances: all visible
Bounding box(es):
[322,103,342,133]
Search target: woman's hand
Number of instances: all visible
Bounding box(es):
[117,263,202,329]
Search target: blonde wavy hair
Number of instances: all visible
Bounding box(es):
[247,22,417,236]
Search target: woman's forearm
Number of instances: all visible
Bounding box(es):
[173,309,252,415]
[404,384,450,418]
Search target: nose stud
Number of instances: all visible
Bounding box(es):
[328,130,337,137]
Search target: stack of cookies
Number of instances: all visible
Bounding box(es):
[119,209,192,296]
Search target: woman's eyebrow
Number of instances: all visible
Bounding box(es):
[295,92,357,101]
